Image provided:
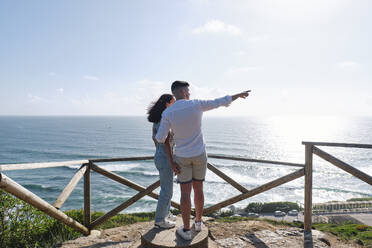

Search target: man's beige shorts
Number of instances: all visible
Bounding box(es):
[174,152,208,184]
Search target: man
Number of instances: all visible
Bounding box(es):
[156,81,250,240]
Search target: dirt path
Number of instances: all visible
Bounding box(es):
[59,219,364,248]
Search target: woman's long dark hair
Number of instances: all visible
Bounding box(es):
[147,94,174,123]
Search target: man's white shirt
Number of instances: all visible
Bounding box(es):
[155,95,232,158]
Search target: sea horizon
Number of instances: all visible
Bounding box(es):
[1,115,371,213]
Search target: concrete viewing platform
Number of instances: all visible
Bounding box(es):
[139,217,211,248]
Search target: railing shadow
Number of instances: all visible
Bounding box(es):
[244,233,270,248]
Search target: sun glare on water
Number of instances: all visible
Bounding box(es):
[263,115,350,159]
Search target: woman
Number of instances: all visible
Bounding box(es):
[147,94,176,228]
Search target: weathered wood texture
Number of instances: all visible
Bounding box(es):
[1,160,88,171]
[91,163,181,209]
[84,163,91,228]
[53,164,87,209]
[304,144,313,231]
[208,154,304,167]
[0,174,89,235]
[204,168,305,215]
[207,163,248,193]
[302,141,372,149]
[313,146,372,186]
[90,180,161,229]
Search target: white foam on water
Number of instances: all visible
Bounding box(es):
[67,162,142,172]
[206,167,302,187]
[67,165,81,169]
[100,163,141,172]
[141,171,159,176]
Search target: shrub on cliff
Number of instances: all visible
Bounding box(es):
[0,189,81,248]
[0,189,155,247]
[245,201,302,213]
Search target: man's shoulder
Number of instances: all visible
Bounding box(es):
[162,107,171,117]
[164,100,198,114]
[161,102,181,116]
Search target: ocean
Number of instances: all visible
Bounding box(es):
[0,116,371,213]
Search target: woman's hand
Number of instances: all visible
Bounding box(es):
[171,161,181,175]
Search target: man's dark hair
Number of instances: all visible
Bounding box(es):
[171,81,189,93]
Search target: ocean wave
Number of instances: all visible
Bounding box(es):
[207,145,249,153]
[141,171,159,176]
[22,184,60,192]
[313,186,372,197]
[10,148,107,160]
[204,179,302,192]
[206,167,301,186]
[117,170,158,177]
[67,163,142,171]
[50,176,69,180]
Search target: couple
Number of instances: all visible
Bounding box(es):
[147,81,250,241]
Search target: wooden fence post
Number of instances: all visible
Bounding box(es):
[304,144,313,231]
[84,162,91,229]
[0,174,89,235]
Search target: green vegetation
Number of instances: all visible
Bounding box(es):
[245,201,302,213]
[215,215,259,223]
[1,190,371,248]
[0,189,79,248]
[215,215,372,247]
[314,223,372,247]
[89,210,155,229]
[0,189,154,248]
[347,197,372,202]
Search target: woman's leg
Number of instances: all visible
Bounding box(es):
[154,152,173,223]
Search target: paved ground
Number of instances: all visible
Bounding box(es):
[324,213,372,226]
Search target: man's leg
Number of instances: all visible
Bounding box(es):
[191,152,207,223]
[180,182,192,229]
[192,180,204,222]
[174,155,193,230]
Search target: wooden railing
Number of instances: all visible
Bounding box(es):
[302,141,372,231]
[0,141,371,236]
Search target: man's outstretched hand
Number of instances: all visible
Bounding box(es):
[232,90,251,101]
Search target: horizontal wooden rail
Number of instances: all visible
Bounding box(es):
[313,146,372,186]
[0,154,304,171]
[90,180,160,229]
[90,163,181,209]
[302,141,372,149]
[204,168,305,215]
[208,154,304,167]
[53,164,88,209]
[89,156,154,163]
[0,173,89,235]
[207,163,248,193]
[0,160,89,171]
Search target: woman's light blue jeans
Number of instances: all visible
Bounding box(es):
[154,144,173,223]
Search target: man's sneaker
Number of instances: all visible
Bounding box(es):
[194,219,202,232]
[167,213,177,222]
[176,226,192,240]
[154,220,175,229]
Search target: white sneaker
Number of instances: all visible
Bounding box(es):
[154,220,175,229]
[176,226,192,241]
[167,213,177,222]
[194,219,202,232]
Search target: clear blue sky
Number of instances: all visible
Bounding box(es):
[1,0,371,116]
